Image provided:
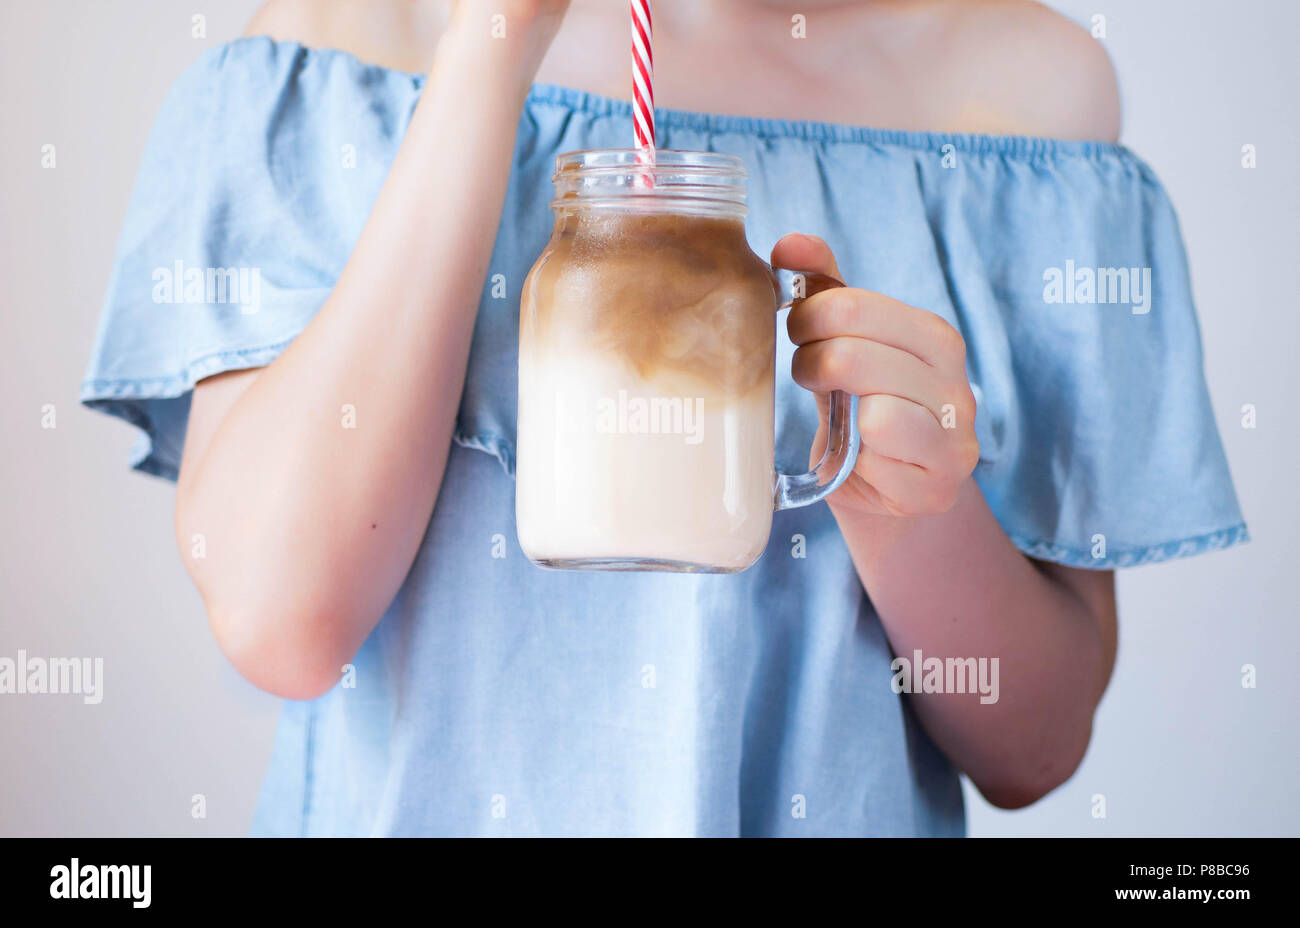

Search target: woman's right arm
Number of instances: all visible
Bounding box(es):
[175,2,569,700]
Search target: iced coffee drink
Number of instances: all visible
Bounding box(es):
[516,150,859,573]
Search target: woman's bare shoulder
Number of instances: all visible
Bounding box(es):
[941,0,1121,142]
[243,0,439,72]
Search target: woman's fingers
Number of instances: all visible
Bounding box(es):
[792,336,967,425]
[771,232,980,516]
[771,232,844,282]
[855,444,969,516]
[775,235,967,373]
[852,447,936,516]
[787,287,965,371]
[855,394,948,468]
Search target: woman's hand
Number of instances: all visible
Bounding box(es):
[775,232,1116,808]
[773,233,981,518]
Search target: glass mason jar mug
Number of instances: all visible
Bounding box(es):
[516,150,860,573]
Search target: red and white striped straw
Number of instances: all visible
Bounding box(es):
[630,0,655,186]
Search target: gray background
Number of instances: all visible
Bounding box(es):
[1,0,1295,836]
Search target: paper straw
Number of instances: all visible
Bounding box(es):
[630,0,655,187]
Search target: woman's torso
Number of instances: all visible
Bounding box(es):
[231,1,1117,837]
[87,3,1250,837]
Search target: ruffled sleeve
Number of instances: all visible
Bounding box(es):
[79,38,421,479]
[911,143,1248,568]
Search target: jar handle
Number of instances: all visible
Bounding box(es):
[772,268,861,511]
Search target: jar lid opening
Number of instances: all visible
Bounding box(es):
[551,149,748,215]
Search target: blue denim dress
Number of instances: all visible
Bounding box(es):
[81,38,1247,836]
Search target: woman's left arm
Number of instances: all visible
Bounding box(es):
[775,233,1118,809]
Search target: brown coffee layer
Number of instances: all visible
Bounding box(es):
[524,211,778,394]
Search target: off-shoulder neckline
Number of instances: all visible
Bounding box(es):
[225,35,1133,160]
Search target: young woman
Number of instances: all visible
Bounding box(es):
[82,0,1246,836]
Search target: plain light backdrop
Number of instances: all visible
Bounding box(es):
[1,0,1295,836]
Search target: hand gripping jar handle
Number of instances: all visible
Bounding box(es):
[772,268,861,511]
